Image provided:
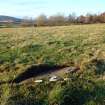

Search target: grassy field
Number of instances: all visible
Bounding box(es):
[1,24,105,79]
[0,24,105,105]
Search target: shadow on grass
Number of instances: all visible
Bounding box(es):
[95,59,105,75]
[6,95,46,105]
[56,80,105,105]
[83,59,105,76]
[5,80,105,105]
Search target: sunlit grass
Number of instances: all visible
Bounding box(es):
[0,24,105,105]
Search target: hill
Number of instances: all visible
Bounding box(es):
[0,15,22,24]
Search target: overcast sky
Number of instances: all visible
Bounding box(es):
[0,0,105,18]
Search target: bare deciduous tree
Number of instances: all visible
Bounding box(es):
[35,14,48,26]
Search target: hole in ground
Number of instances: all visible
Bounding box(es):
[12,64,68,83]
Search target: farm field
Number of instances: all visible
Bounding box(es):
[0,24,105,105]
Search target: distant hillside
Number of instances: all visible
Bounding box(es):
[0,15,22,24]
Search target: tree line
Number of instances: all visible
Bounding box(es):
[21,12,105,27]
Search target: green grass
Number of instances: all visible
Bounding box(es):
[1,24,105,105]
[0,24,105,79]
